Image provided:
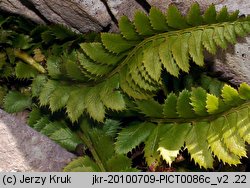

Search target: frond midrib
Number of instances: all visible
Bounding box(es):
[148,100,250,124]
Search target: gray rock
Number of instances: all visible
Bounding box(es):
[0,0,111,32]
[0,0,45,24]
[107,0,145,20]
[0,109,76,172]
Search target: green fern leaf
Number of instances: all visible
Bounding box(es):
[31,75,47,97]
[200,75,224,96]
[103,119,121,138]
[222,112,246,157]
[32,116,50,131]
[101,33,136,54]
[100,75,126,111]
[237,107,250,143]
[87,128,115,164]
[187,3,203,26]
[171,33,190,72]
[119,66,151,100]
[207,117,241,165]
[177,90,196,118]
[28,107,42,126]
[49,85,71,112]
[216,6,229,22]
[224,24,237,44]
[238,83,250,100]
[115,122,155,154]
[66,88,87,122]
[135,99,163,118]
[129,51,158,91]
[46,56,63,79]
[149,7,169,31]
[190,87,208,116]
[242,21,250,32]
[40,121,65,136]
[106,155,137,172]
[12,34,32,50]
[78,52,113,77]
[202,28,217,54]
[221,84,243,106]
[206,94,219,114]
[15,62,38,79]
[49,24,75,40]
[63,157,100,172]
[166,5,188,29]
[203,4,217,24]
[64,52,87,81]
[39,80,57,106]
[163,93,178,118]
[118,16,141,40]
[50,127,82,151]
[143,39,163,82]
[159,37,179,77]
[134,11,155,36]
[80,42,123,66]
[229,10,240,21]
[185,122,213,169]
[158,123,191,166]
[85,86,105,122]
[234,22,248,37]
[4,91,31,113]
[144,126,160,166]
[213,26,227,49]
[188,30,204,66]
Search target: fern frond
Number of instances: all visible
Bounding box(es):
[63,156,101,172]
[78,119,138,172]
[158,123,191,166]
[144,126,161,167]
[115,122,155,154]
[187,3,203,26]
[101,33,137,54]
[76,5,250,99]
[3,91,32,113]
[38,80,57,106]
[134,11,155,36]
[166,5,189,29]
[31,75,47,97]
[66,87,87,122]
[121,83,250,168]
[49,85,72,112]
[50,127,82,151]
[106,154,138,172]
[118,16,141,41]
[185,122,214,168]
[15,61,38,79]
[28,109,82,151]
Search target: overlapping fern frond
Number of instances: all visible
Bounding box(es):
[24,3,250,123]
[116,82,250,169]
